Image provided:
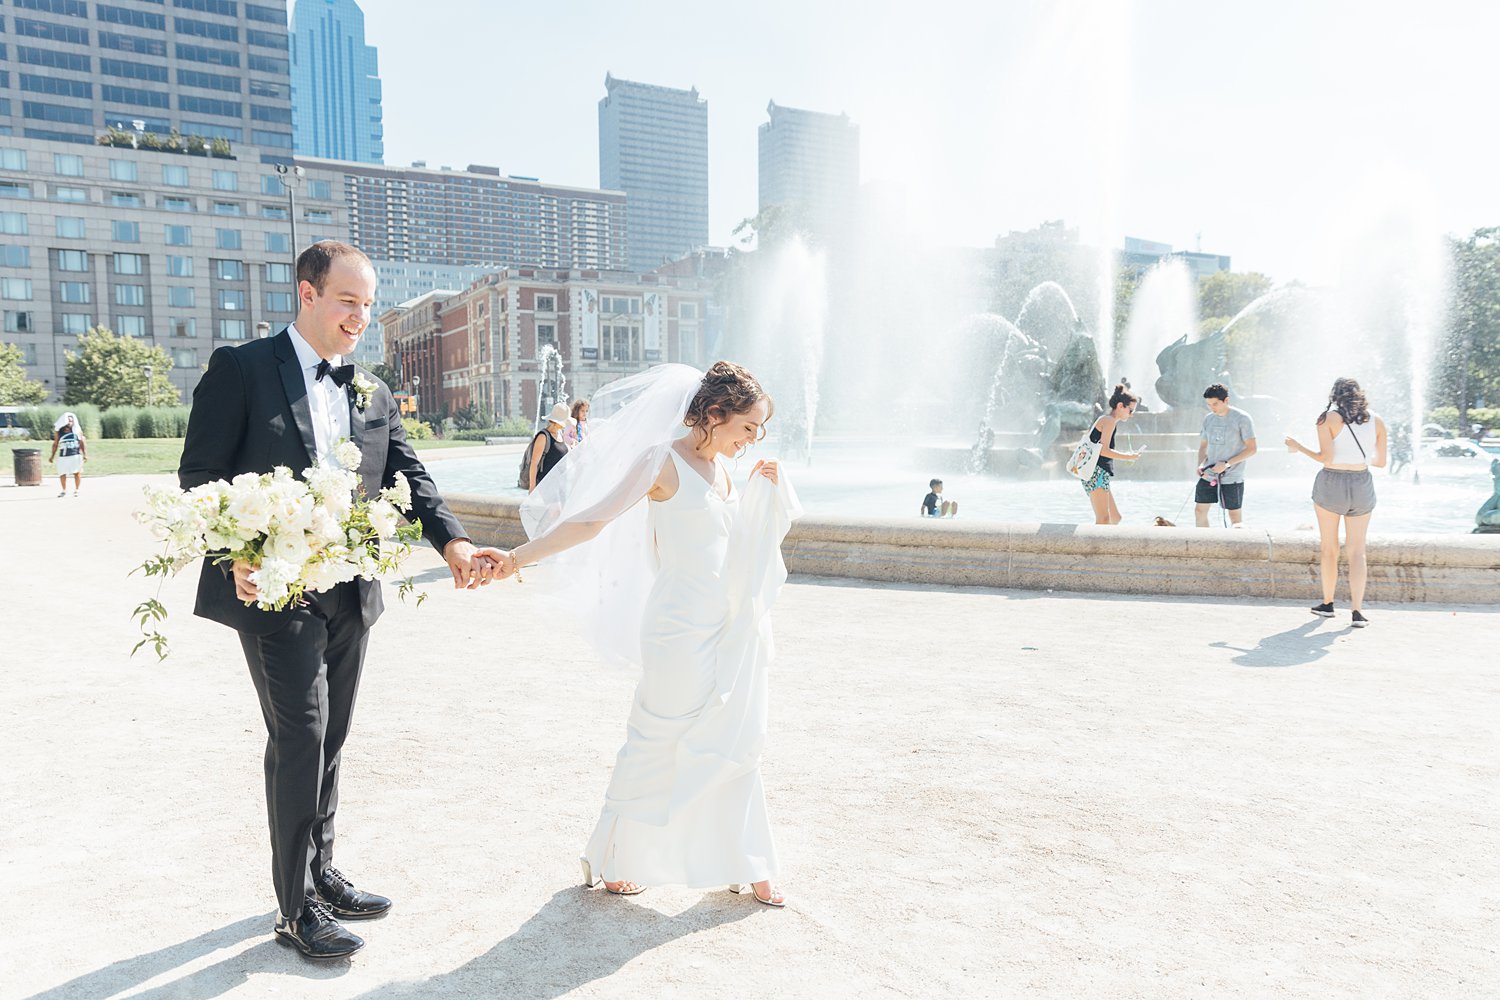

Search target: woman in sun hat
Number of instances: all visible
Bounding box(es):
[49,411,88,497]
[524,401,575,491]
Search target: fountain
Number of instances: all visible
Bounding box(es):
[534,343,567,431]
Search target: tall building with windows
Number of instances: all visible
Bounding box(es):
[0,135,345,400]
[757,101,859,242]
[0,0,294,154]
[598,74,708,273]
[289,0,383,164]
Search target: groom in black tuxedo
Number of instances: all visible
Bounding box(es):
[179,240,499,960]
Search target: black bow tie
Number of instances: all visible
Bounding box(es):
[315,359,355,388]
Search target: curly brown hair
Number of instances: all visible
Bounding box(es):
[684,361,774,446]
[1317,377,1371,425]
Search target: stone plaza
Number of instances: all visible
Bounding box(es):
[0,471,1495,999]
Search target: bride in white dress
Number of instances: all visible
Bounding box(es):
[491,362,800,907]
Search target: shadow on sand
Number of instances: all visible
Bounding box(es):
[354,886,758,1000]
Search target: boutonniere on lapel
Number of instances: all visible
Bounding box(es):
[350,372,377,412]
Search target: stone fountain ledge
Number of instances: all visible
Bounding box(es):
[446,494,1500,605]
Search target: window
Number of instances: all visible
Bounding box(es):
[175,0,240,17]
[212,201,242,216]
[174,16,238,42]
[264,291,293,312]
[679,302,698,320]
[603,324,642,362]
[56,249,89,272]
[535,295,556,312]
[21,73,94,99]
[260,175,283,195]
[1,278,34,300]
[0,246,30,267]
[61,313,90,335]
[246,3,282,23]
[601,296,641,315]
[15,19,89,45]
[113,253,144,275]
[0,213,29,235]
[247,29,287,49]
[115,284,146,306]
[97,4,166,30]
[172,348,197,368]
[177,68,240,92]
[0,149,28,171]
[57,217,87,239]
[165,224,192,246]
[4,310,36,332]
[250,103,292,124]
[217,318,247,340]
[264,262,291,283]
[168,286,195,308]
[175,43,240,68]
[116,314,147,337]
[162,165,189,187]
[214,259,244,281]
[215,228,241,250]
[265,231,289,254]
[109,160,138,182]
[218,289,244,310]
[537,323,556,349]
[99,85,170,108]
[54,185,88,202]
[167,255,193,277]
[162,196,193,212]
[98,31,167,57]
[169,316,196,338]
[59,281,91,304]
[259,203,287,220]
[247,54,288,75]
[100,58,169,83]
[179,94,243,118]
[306,180,332,201]
[54,153,85,177]
[0,180,32,200]
[112,220,141,243]
[17,47,91,73]
[304,209,332,224]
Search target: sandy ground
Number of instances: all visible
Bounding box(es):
[0,474,1496,1000]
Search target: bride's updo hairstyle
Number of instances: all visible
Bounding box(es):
[684,361,775,446]
[1317,377,1370,426]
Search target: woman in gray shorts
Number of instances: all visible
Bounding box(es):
[1284,378,1388,628]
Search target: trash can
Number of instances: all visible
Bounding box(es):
[12,447,41,487]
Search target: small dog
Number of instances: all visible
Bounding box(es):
[1153,516,1176,527]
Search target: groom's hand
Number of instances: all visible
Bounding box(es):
[443,538,489,589]
[232,560,260,603]
[474,547,514,581]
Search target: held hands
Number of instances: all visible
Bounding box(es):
[443,538,492,589]
[751,459,780,485]
[473,547,520,583]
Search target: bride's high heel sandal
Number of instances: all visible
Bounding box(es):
[580,856,645,896]
[728,882,786,907]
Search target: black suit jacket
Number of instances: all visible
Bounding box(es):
[179,329,466,635]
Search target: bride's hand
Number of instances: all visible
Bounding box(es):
[475,547,516,582]
[752,459,779,485]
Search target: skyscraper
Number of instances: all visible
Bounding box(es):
[757,101,860,242]
[0,0,294,153]
[290,0,383,164]
[598,74,708,273]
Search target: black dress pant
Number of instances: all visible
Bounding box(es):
[238,581,369,919]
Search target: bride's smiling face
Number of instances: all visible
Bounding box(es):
[707,398,771,458]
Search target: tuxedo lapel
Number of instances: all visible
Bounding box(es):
[273,329,318,468]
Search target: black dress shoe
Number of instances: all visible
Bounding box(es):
[313,866,393,919]
[274,900,364,960]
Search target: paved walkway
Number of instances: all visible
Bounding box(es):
[1,475,1495,999]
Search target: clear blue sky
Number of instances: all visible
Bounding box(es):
[345,0,1500,284]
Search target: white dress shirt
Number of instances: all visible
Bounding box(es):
[287,322,351,465]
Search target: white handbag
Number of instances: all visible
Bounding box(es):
[1065,429,1102,480]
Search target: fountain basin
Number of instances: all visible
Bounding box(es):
[447,494,1500,605]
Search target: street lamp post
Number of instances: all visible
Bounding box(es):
[411,375,420,420]
[143,363,154,408]
[274,163,305,272]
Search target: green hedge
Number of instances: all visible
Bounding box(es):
[401,417,434,440]
[446,416,537,441]
[17,404,102,440]
[19,404,190,439]
[1427,407,1500,432]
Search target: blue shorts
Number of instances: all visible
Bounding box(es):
[1081,466,1112,494]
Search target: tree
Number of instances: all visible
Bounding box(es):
[1198,271,1273,324]
[63,326,181,407]
[0,342,47,404]
[1439,228,1500,426]
[368,362,401,394]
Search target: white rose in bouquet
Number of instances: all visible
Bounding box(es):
[366,499,400,540]
[334,440,362,472]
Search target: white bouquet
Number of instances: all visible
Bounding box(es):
[132,441,424,658]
